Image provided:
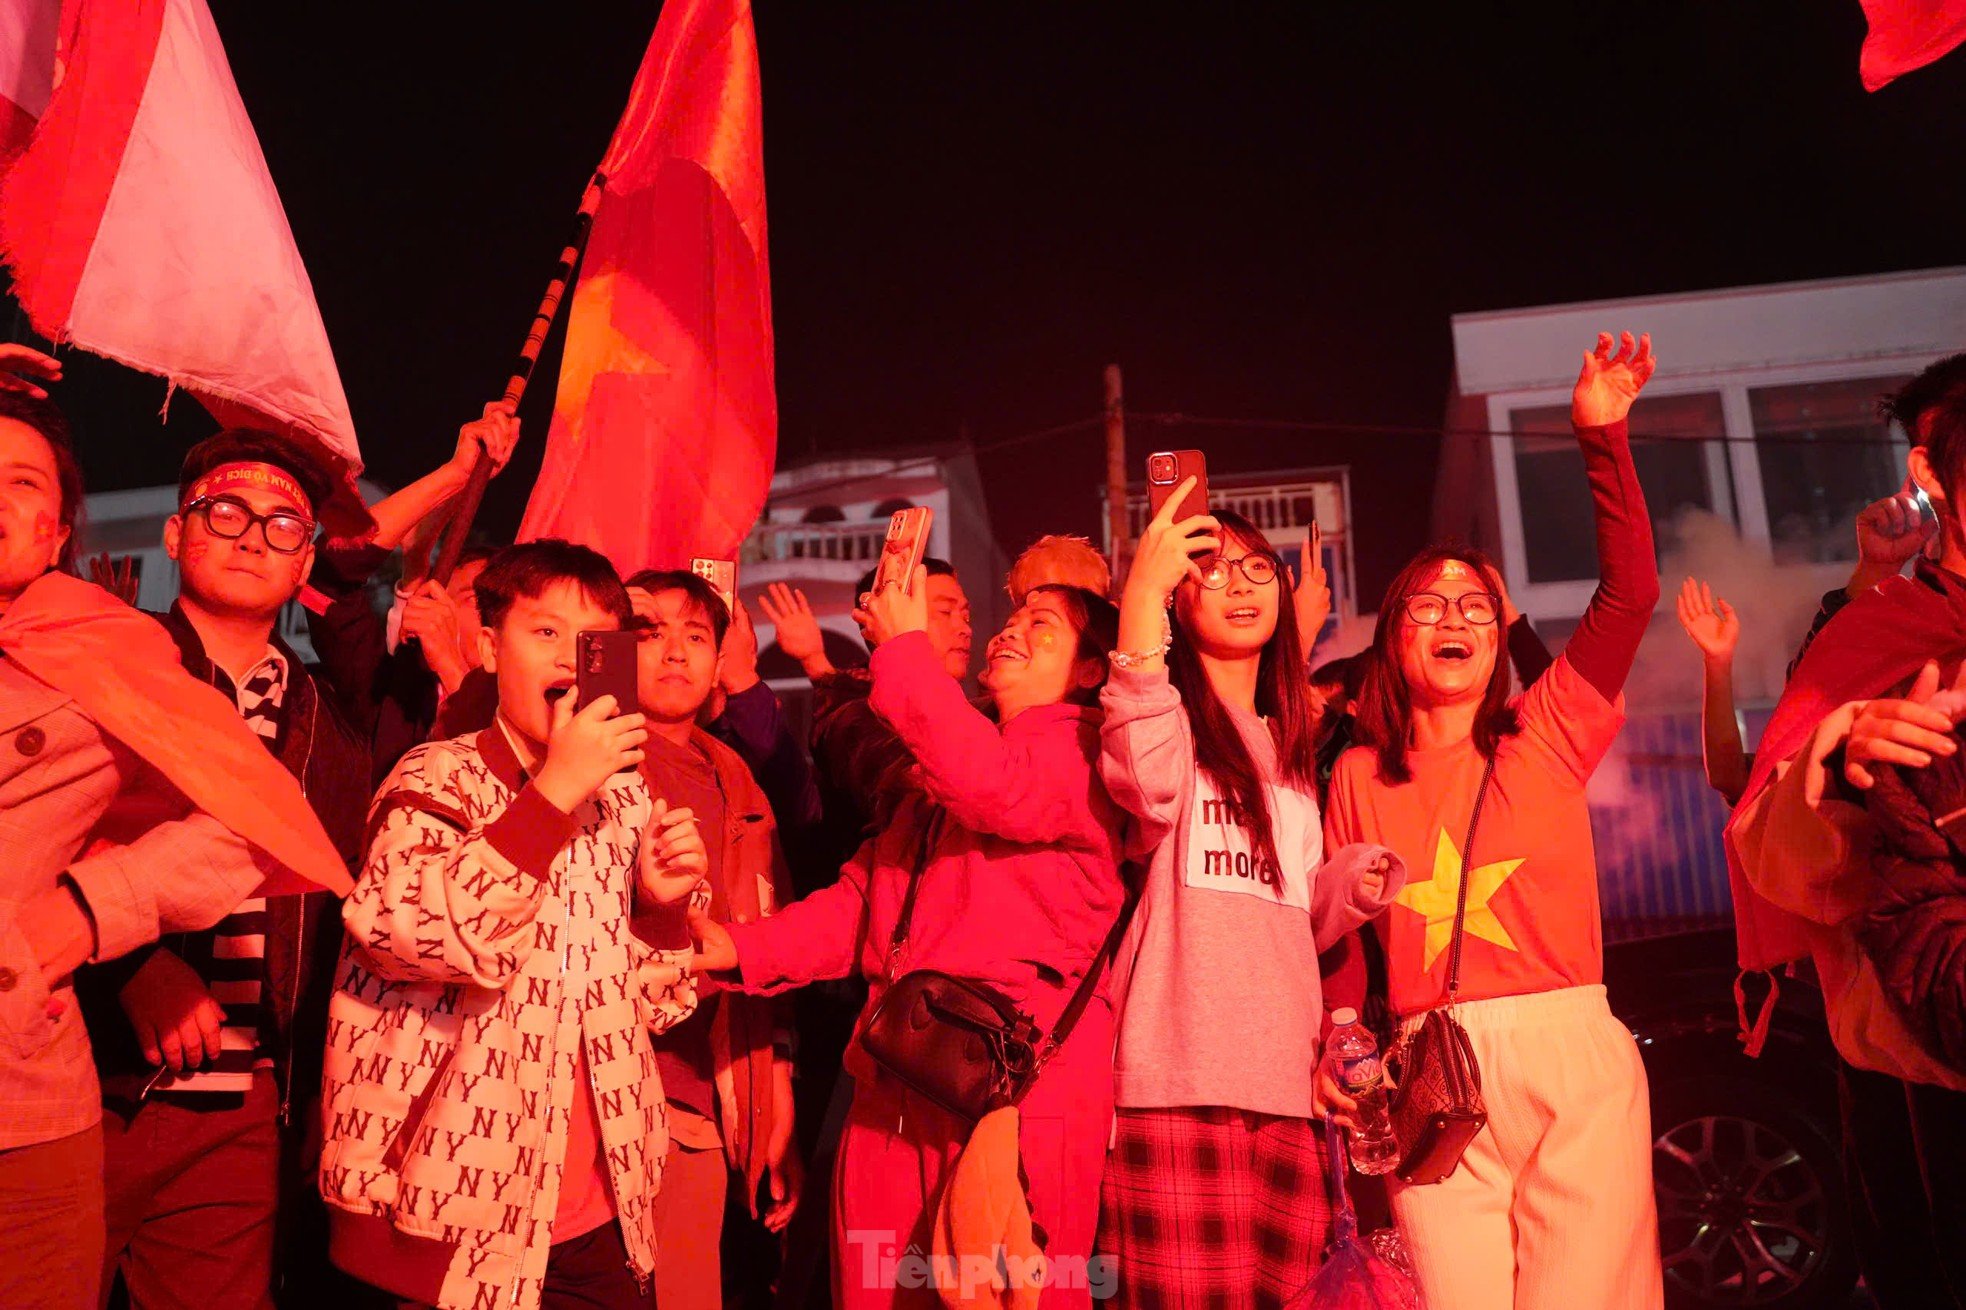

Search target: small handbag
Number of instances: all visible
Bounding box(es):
[1387,755,1494,1185]
[859,809,1135,1124]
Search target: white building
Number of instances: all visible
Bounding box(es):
[743,444,1009,691]
[1104,463,1360,650]
[1437,265,1966,930]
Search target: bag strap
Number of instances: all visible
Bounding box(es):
[1038,882,1140,1060]
[883,807,947,984]
[1444,754,1497,1002]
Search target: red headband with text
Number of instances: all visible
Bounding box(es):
[184,461,314,519]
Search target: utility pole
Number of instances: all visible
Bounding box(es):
[1104,363,1129,586]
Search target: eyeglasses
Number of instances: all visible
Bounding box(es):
[1197,553,1279,590]
[185,496,315,555]
[1403,591,1499,626]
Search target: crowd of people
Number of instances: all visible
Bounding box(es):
[1,329,1964,1310]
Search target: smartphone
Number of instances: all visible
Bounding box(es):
[575,630,641,716]
[873,507,934,595]
[689,557,738,617]
[1146,449,1209,523]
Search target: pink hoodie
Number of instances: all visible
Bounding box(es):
[728,631,1128,1050]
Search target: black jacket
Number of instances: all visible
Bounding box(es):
[1862,734,1966,1075]
[302,539,439,786]
[80,608,370,1118]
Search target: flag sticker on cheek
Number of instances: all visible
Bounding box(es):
[31,513,56,542]
[183,542,211,569]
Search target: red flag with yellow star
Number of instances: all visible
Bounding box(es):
[517,0,774,573]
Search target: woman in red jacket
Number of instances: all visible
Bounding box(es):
[1321,332,1664,1310]
[693,572,1127,1310]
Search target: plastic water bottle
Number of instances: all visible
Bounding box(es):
[1327,1008,1399,1175]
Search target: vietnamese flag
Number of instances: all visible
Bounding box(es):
[517,0,774,575]
[0,0,367,530]
[1859,0,1966,89]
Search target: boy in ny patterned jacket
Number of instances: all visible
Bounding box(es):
[319,542,706,1310]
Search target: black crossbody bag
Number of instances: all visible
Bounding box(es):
[859,811,1136,1124]
[1387,755,1494,1185]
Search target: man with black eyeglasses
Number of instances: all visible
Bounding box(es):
[75,429,369,1310]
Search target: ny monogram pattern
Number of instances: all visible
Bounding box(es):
[319,734,697,1310]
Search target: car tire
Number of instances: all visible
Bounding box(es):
[1651,1072,1860,1310]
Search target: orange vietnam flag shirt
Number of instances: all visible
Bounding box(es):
[1326,654,1624,1016]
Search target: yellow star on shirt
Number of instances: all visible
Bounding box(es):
[1393,829,1526,970]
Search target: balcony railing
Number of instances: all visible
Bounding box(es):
[1119,479,1340,543]
[743,520,891,565]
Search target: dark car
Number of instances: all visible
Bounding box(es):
[1605,926,1860,1310]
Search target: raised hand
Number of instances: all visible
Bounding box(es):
[860,564,929,647]
[758,583,831,670]
[719,598,761,694]
[534,693,648,812]
[0,343,61,399]
[1123,476,1221,607]
[450,401,521,479]
[1674,577,1739,663]
[401,580,470,693]
[1854,480,1934,579]
[1293,523,1332,651]
[1572,331,1656,429]
[87,553,140,607]
[639,798,707,906]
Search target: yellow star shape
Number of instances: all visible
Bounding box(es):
[1393,829,1526,970]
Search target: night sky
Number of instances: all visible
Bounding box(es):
[33,3,1966,598]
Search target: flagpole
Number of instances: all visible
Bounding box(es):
[429,170,607,584]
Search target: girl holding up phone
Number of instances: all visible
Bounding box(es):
[1096,480,1404,1307]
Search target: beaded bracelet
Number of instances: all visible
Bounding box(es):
[1109,611,1173,671]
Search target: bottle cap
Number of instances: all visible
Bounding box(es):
[1330,1007,1359,1027]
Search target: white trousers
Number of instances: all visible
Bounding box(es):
[1390,984,1663,1310]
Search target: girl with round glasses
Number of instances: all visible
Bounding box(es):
[1097,494,1403,1306]
[1322,333,1665,1310]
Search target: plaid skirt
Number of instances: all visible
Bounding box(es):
[1096,1107,1335,1310]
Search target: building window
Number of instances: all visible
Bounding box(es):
[1750,377,1909,564]
[1510,391,1725,583]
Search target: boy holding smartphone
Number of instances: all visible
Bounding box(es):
[320,540,707,1310]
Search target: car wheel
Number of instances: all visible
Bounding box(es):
[1651,1073,1858,1310]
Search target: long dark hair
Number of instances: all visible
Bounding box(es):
[1166,510,1319,878]
[1353,542,1520,785]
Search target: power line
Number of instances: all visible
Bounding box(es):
[766,404,1905,516]
[1131,411,1908,449]
[763,416,1102,511]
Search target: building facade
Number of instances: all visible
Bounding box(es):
[745,444,1010,699]
[1439,265,1966,932]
